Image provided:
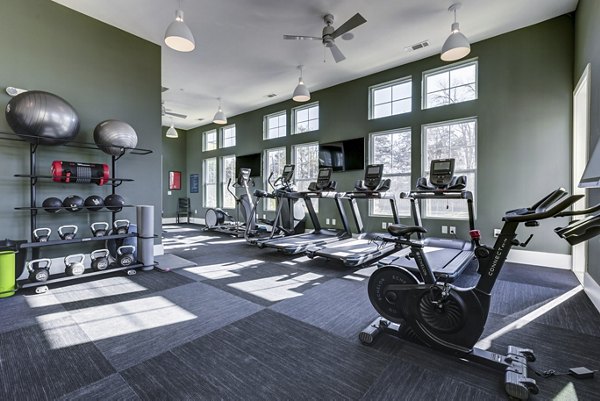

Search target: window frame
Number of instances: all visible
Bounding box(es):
[203,157,217,208]
[263,110,287,140]
[291,101,319,135]
[202,129,217,152]
[292,141,320,212]
[220,154,236,210]
[422,58,478,110]
[220,124,236,148]
[263,146,287,211]
[368,76,412,120]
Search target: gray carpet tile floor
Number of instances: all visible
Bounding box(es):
[0,224,598,400]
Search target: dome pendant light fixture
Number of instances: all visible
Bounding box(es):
[164,0,195,52]
[213,98,227,125]
[441,3,470,62]
[292,65,311,102]
[166,118,178,138]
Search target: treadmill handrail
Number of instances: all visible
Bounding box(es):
[407,189,473,201]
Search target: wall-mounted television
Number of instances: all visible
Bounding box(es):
[319,137,365,171]
[236,153,261,177]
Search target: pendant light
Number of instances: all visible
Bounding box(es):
[440,3,470,62]
[165,118,178,138]
[213,98,227,125]
[164,0,195,52]
[292,65,311,102]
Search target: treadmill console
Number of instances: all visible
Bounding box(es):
[429,159,455,187]
[308,168,336,191]
[364,164,384,190]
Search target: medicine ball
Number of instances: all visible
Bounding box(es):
[85,195,104,211]
[93,120,138,156]
[42,197,63,213]
[5,91,80,145]
[105,194,125,212]
[63,195,84,212]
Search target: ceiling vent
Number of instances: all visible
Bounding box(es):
[405,40,430,52]
[267,93,277,98]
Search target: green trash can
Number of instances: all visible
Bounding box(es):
[0,240,19,298]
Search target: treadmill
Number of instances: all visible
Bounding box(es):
[255,168,352,254]
[378,158,476,281]
[305,164,402,267]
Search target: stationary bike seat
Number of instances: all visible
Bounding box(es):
[387,224,427,237]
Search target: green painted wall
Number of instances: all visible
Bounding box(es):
[0,0,162,258]
[186,16,573,255]
[162,126,188,218]
[575,0,600,282]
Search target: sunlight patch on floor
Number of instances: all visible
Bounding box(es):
[227,272,323,302]
[183,259,265,280]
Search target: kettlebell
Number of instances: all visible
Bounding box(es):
[90,249,110,271]
[58,225,78,240]
[33,228,52,242]
[26,258,52,282]
[90,222,110,237]
[117,245,136,267]
[64,254,86,276]
[113,219,130,235]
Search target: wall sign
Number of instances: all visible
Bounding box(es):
[169,171,181,190]
[190,173,199,193]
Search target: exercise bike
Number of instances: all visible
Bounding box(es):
[360,188,595,400]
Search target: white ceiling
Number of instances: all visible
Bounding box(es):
[52,0,577,130]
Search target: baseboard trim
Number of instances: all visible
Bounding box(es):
[584,272,600,313]
[162,217,177,224]
[506,249,571,269]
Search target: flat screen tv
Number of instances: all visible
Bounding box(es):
[235,153,261,177]
[319,137,365,171]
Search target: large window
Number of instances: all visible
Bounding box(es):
[202,129,217,151]
[423,60,477,109]
[264,147,286,211]
[369,129,412,217]
[221,155,236,209]
[292,102,319,134]
[264,111,287,139]
[293,142,319,212]
[422,118,477,219]
[221,124,236,148]
[203,157,217,208]
[369,77,412,119]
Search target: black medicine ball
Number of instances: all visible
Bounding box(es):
[63,195,84,212]
[42,197,63,213]
[104,194,125,212]
[85,195,104,211]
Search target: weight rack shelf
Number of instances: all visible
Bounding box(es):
[14,174,134,184]
[20,233,137,249]
[18,263,145,289]
[14,204,137,212]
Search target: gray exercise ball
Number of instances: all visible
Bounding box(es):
[93,119,138,156]
[5,90,80,145]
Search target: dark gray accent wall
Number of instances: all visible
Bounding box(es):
[575,0,600,282]
[0,0,162,253]
[162,126,188,218]
[186,16,573,254]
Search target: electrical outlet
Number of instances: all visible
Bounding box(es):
[263,214,266,219]
[167,190,172,196]
[326,218,330,225]
[194,209,198,214]
[494,228,501,237]
[382,222,387,229]
[449,226,456,235]
[441,225,448,234]
[332,218,336,225]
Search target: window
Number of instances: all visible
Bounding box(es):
[264,147,286,211]
[203,157,217,208]
[422,118,477,219]
[369,77,412,119]
[369,129,412,217]
[293,142,319,212]
[292,102,319,134]
[423,60,477,109]
[264,111,287,139]
[221,124,236,148]
[221,155,236,209]
[202,129,217,151]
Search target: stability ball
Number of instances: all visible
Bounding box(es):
[5,91,80,145]
[93,120,138,156]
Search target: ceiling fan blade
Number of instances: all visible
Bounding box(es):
[165,111,188,119]
[283,34,322,41]
[329,44,346,63]
[332,13,367,39]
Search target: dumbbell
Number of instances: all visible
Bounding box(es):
[117,245,136,267]
[90,222,110,237]
[26,258,52,282]
[33,228,52,242]
[64,254,86,276]
[58,225,78,240]
[113,219,130,235]
[90,249,110,271]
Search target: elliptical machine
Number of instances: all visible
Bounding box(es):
[361,188,593,400]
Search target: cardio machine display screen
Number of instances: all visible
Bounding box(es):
[283,166,293,173]
[319,169,330,177]
[368,166,381,175]
[432,161,451,172]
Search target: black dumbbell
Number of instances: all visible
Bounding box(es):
[113,219,130,235]
[90,249,110,271]
[58,225,78,240]
[26,259,52,282]
[33,228,52,242]
[90,222,110,237]
[64,254,86,276]
[116,245,136,267]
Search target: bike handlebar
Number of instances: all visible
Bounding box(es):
[503,188,583,222]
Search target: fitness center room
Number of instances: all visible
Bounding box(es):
[1,0,600,400]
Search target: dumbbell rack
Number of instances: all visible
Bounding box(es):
[0,131,153,292]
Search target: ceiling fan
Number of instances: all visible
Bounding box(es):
[161,101,187,119]
[284,13,367,63]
